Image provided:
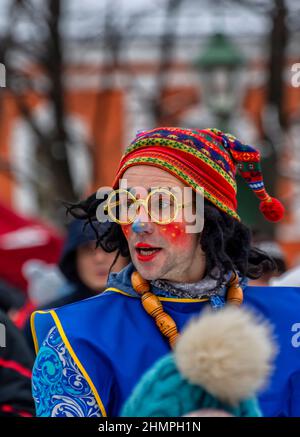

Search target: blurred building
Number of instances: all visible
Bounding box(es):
[0,0,299,265]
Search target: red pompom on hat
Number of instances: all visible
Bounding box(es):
[259,196,285,223]
[214,129,285,222]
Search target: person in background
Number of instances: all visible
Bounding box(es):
[24,219,129,350]
[49,219,129,308]
[0,309,34,417]
[0,279,26,317]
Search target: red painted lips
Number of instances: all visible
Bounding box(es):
[135,243,162,262]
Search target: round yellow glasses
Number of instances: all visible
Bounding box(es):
[104,188,187,225]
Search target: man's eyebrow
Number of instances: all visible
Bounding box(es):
[127,187,151,196]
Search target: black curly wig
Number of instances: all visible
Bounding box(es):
[65,191,275,285]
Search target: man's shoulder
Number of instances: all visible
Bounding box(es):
[36,287,137,332]
[56,287,135,317]
[244,284,300,319]
[244,284,300,297]
[31,287,137,353]
[52,262,138,318]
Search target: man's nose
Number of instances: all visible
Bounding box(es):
[135,201,149,221]
[132,204,154,234]
[132,219,149,234]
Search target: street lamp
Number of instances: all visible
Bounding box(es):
[196,33,245,131]
[196,33,268,230]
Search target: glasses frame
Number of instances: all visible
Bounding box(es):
[104,188,190,225]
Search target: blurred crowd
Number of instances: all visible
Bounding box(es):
[0,206,129,417]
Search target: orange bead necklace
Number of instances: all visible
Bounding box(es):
[131,270,243,349]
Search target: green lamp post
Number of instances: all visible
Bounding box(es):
[196,33,267,229]
[195,33,245,132]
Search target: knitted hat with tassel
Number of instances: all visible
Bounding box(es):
[113,127,284,222]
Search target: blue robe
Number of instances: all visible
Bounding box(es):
[31,263,300,417]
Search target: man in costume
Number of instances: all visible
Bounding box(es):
[31,127,300,417]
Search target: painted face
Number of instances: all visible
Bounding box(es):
[120,165,205,282]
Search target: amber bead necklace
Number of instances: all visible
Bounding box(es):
[131,270,243,349]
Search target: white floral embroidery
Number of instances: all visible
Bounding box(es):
[32,326,101,417]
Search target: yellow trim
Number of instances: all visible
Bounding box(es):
[30,310,51,355]
[104,287,209,303]
[49,310,107,417]
[104,287,134,297]
[159,296,209,303]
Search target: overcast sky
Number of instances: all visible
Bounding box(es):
[0,0,288,36]
[0,0,299,41]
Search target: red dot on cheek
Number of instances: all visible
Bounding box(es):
[159,223,185,241]
[121,225,131,239]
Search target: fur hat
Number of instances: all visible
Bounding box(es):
[121,306,277,417]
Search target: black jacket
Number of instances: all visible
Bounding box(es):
[0,309,35,416]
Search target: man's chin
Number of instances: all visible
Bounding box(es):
[133,259,164,282]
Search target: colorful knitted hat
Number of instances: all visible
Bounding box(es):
[121,306,276,417]
[113,127,284,222]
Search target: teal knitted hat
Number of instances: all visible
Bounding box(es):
[121,307,276,417]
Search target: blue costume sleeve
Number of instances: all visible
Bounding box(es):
[32,326,102,417]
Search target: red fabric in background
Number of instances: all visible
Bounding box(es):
[0,202,64,295]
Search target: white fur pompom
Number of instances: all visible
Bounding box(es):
[175,306,277,405]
